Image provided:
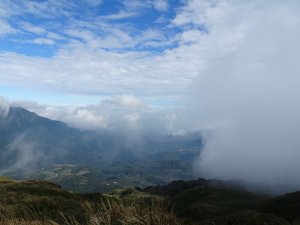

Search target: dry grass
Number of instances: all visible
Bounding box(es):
[85,198,183,225]
[0,197,183,225]
[0,179,183,225]
[0,203,58,225]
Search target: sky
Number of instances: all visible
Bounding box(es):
[1,0,300,192]
[0,0,201,107]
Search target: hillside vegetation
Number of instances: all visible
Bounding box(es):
[1,177,300,225]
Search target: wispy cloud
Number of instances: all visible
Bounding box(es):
[46,32,66,40]
[153,0,169,11]
[20,22,46,34]
[0,19,17,35]
[100,10,139,20]
[0,0,75,19]
[0,46,195,100]
[101,0,170,20]
[32,38,55,45]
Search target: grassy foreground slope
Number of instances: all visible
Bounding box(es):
[1,177,300,225]
[0,177,182,225]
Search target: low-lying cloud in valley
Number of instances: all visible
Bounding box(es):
[0,97,9,118]
[11,95,183,135]
[1,134,43,174]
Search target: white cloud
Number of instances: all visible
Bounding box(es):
[47,32,66,40]
[0,20,17,35]
[11,95,181,134]
[172,0,223,27]
[64,29,95,42]
[23,0,75,18]
[176,0,300,193]
[140,28,164,41]
[20,22,46,34]
[102,95,147,110]
[178,29,205,44]
[62,17,174,50]
[0,34,199,100]
[0,0,75,19]
[100,10,139,20]
[0,0,20,18]
[100,0,153,20]
[153,0,169,11]
[32,38,55,45]
[64,25,136,49]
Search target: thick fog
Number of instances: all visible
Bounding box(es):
[189,0,300,193]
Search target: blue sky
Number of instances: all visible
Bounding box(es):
[1,0,182,57]
[0,0,202,106]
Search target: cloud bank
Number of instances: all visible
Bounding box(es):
[12,95,183,135]
[184,0,300,193]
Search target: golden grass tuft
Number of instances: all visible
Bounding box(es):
[0,196,183,225]
[84,198,183,225]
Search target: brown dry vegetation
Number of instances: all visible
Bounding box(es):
[0,200,183,225]
[0,178,183,225]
